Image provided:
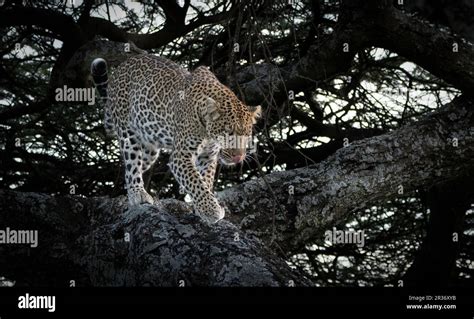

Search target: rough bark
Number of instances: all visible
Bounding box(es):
[219,96,474,252]
[0,191,312,287]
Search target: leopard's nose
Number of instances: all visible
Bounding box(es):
[232,154,245,164]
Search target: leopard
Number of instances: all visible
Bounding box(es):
[91,54,261,223]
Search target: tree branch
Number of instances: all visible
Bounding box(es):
[236,1,474,105]
[219,96,474,252]
[0,7,86,43]
[368,3,474,98]
[0,192,312,286]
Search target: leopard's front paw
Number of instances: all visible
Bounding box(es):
[195,199,225,224]
[213,204,225,222]
[128,188,155,206]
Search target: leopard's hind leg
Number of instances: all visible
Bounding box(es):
[118,127,154,206]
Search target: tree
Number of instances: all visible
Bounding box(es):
[0,0,473,287]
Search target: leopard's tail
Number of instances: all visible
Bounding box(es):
[91,58,114,136]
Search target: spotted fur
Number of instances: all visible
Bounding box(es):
[91,54,261,223]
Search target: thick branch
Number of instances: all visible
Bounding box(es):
[0,7,86,42]
[219,96,474,252]
[370,4,474,97]
[0,192,312,287]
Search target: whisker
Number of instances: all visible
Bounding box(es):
[246,152,257,163]
[243,157,249,167]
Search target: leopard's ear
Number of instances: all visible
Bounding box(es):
[205,97,221,121]
[249,105,261,124]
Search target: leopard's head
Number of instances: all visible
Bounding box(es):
[192,66,261,165]
[205,93,261,165]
